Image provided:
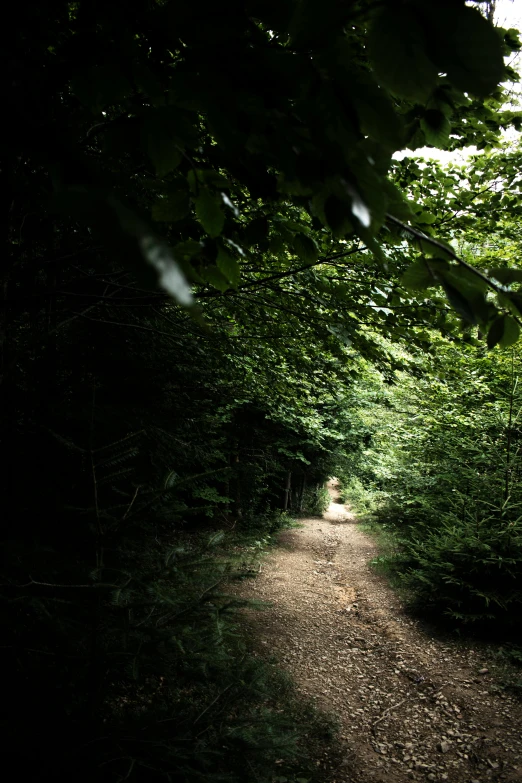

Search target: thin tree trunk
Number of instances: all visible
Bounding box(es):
[283,470,292,511]
[504,351,517,506]
[298,473,306,512]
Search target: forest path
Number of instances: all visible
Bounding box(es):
[234,480,522,783]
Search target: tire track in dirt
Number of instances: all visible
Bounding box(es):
[234,481,522,783]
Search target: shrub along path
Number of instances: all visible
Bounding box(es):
[235,481,522,783]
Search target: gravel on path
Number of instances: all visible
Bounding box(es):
[233,481,522,783]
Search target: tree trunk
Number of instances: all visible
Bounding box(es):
[283,470,292,510]
[298,473,306,512]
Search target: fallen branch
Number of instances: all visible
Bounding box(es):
[371,681,450,735]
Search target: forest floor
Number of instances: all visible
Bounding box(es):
[233,481,522,783]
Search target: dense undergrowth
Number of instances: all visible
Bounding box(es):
[4,505,340,783]
[0,239,351,781]
[338,344,522,694]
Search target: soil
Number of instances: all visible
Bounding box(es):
[233,481,522,783]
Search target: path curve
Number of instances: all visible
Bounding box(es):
[235,481,522,783]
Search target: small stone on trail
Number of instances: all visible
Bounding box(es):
[479,667,489,674]
[438,740,450,753]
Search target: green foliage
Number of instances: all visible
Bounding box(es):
[195,189,226,239]
[339,477,384,517]
[389,145,522,343]
[1,471,337,782]
[301,484,331,516]
[399,501,522,625]
[494,645,522,696]
[4,2,522,779]
[7,0,522,329]
[340,341,522,637]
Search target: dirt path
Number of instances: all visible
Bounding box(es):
[235,481,522,783]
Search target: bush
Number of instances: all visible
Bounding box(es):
[2,515,338,783]
[398,499,522,630]
[338,476,387,516]
[301,483,330,515]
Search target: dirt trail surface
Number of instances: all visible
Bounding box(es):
[234,481,522,783]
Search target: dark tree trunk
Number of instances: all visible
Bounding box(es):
[283,470,291,510]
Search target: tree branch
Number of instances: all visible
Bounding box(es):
[195,245,365,298]
[387,213,522,295]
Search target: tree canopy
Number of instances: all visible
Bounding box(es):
[6,0,522,343]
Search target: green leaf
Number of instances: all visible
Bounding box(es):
[426,5,505,97]
[489,268,522,285]
[195,189,225,238]
[201,265,229,292]
[151,192,190,222]
[174,240,203,260]
[178,259,204,285]
[504,27,522,52]
[441,279,476,324]
[417,238,455,261]
[487,316,505,349]
[465,292,492,325]
[324,195,352,237]
[348,74,404,151]
[368,7,438,101]
[383,180,415,221]
[504,27,522,50]
[280,220,310,235]
[216,248,240,288]
[143,108,197,177]
[445,266,489,294]
[420,110,451,147]
[147,138,182,178]
[401,259,448,291]
[505,293,522,317]
[401,260,433,291]
[199,170,232,189]
[487,311,522,348]
[277,175,314,196]
[359,231,386,266]
[414,211,437,225]
[292,234,318,263]
[500,316,520,348]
